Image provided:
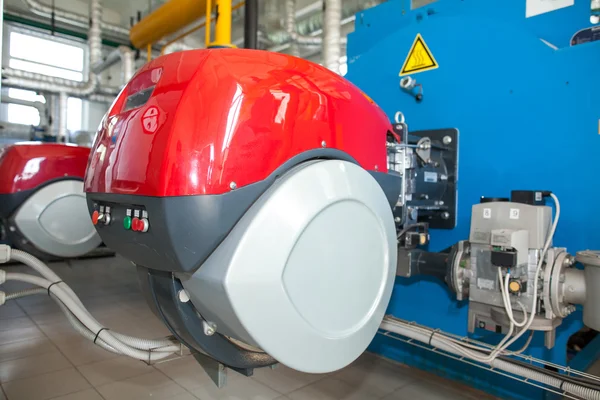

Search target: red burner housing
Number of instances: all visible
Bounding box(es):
[84,49,392,197]
[0,142,90,195]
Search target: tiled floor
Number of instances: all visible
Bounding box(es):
[0,255,496,400]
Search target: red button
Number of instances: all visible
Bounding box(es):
[132,217,140,231]
[91,210,99,225]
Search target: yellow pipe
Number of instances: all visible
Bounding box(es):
[205,0,212,48]
[213,0,232,46]
[147,44,152,62]
[130,0,209,49]
[160,2,243,55]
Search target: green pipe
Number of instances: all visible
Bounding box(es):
[4,13,131,48]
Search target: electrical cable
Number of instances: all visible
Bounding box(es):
[6,249,179,352]
[380,318,600,400]
[4,272,177,362]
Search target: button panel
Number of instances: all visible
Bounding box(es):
[92,203,150,233]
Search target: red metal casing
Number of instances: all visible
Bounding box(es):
[84,49,392,197]
[0,142,90,194]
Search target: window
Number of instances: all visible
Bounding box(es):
[7,104,40,126]
[8,88,46,103]
[9,32,85,81]
[5,28,87,130]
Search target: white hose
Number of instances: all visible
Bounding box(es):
[380,319,600,400]
[5,288,46,300]
[8,249,179,352]
[4,272,177,362]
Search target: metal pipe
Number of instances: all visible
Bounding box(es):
[3,0,102,96]
[285,0,321,48]
[214,0,232,46]
[58,92,68,142]
[244,0,258,49]
[0,94,46,126]
[285,0,300,56]
[21,0,129,37]
[323,0,342,73]
[91,46,136,83]
[130,0,210,49]
[0,121,34,140]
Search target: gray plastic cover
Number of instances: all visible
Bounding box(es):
[181,160,397,373]
[14,180,101,258]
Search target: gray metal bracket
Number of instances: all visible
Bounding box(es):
[193,352,228,388]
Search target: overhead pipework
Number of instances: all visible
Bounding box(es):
[21,0,129,37]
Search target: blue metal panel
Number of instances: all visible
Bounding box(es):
[346,1,600,398]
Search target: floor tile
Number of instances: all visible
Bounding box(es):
[0,316,36,332]
[154,355,216,391]
[0,337,57,363]
[2,368,90,400]
[37,321,83,344]
[0,303,26,320]
[77,355,154,386]
[166,393,199,400]
[0,349,72,382]
[381,379,477,400]
[252,365,326,394]
[96,370,186,400]
[55,339,120,366]
[191,376,281,400]
[49,388,104,400]
[0,325,45,346]
[287,377,380,400]
[28,311,68,325]
[333,357,417,397]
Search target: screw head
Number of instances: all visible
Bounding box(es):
[178,289,190,303]
[202,321,216,336]
[321,140,326,148]
[374,165,379,171]
[443,136,452,145]
[394,217,401,223]
[441,212,450,220]
[229,182,237,190]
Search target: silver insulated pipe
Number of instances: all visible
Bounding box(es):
[21,0,129,37]
[4,0,102,96]
[323,0,342,74]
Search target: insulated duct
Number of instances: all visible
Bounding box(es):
[3,0,102,96]
[21,0,129,37]
[0,94,46,126]
[285,0,322,49]
[323,0,342,73]
[267,0,383,47]
[91,46,136,84]
[0,121,35,140]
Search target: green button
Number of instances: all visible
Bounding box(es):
[123,216,132,230]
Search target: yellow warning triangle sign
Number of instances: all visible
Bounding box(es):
[399,33,439,76]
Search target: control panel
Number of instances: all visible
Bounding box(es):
[91,203,150,233]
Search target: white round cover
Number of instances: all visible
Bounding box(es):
[14,180,101,257]
[221,160,396,372]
